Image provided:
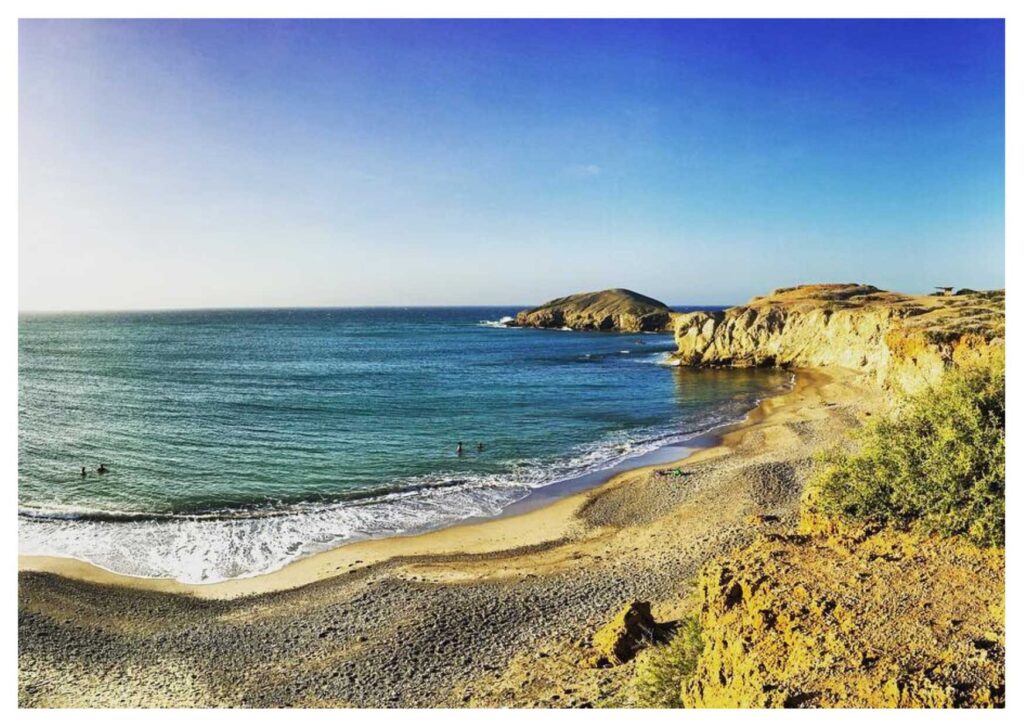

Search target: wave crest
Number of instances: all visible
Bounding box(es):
[478,316,514,328]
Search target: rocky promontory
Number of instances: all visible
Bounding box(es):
[672,283,1004,392]
[511,288,673,332]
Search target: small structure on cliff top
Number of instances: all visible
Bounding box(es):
[935,286,955,296]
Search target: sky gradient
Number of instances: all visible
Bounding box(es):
[20,19,1005,310]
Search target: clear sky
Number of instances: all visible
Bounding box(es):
[20,19,1004,310]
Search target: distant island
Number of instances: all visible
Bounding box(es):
[509,288,673,332]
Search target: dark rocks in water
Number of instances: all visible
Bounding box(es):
[510,288,672,332]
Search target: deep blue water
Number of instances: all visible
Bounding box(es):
[19,307,788,582]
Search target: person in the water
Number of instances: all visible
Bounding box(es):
[97,464,108,474]
[456,442,464,456]
[477,442,485,452]
[80,466,87,478]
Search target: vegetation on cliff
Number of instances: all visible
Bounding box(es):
[811,353,1005,547]
[629,338,1005,708]
[629,616,702,708]
[511,288,672,332]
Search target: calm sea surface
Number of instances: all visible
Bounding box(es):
[19,307,789,582]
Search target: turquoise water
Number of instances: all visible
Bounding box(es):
[19,308,789,582]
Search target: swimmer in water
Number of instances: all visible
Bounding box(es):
[97,464,108,474]
[477,442,485,452]
[80,466,87,478]
[456,442,464,456]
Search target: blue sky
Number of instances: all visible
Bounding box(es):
[20,19,1004,310]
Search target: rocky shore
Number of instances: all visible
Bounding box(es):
[685,521,1004,708]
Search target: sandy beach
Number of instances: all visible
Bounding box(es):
[19,367,879,707]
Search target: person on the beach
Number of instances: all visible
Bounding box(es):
[80,466,87,478]
[456,442,464,456]
[97,464,108,474]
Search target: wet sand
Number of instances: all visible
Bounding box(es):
[19,367,880,707]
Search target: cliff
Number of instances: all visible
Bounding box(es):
[672,284,1004,392]
[670,289,1006,708]
[511,289,672,332]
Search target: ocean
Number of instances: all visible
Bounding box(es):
[18,307,790,583]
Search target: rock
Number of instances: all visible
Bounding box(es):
[590,600,657,666]
[510,289,672,332]
[672,284,1004,394]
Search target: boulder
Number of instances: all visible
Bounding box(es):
[591,600,657,666]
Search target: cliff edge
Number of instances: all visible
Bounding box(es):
[673,284,1003,392]
[512,289,673,332]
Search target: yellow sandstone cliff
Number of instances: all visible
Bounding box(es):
[672,284,1003,393]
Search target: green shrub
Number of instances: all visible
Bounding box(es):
[812,354,1005,547]
[629,616,703,708]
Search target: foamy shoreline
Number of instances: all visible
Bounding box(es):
[20,373,792,584]
[19,370,804,599]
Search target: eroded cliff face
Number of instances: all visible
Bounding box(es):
[512,288,672,332]
[672,284,1004,393]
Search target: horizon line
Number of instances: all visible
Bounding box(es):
[18,302,739,316]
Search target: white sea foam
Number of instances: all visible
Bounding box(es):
[20,481,524,584]
[477,316,514,328]
[635,351,676,366]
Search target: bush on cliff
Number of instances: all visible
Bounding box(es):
[629,616,703,708]
[812,354,1005,547]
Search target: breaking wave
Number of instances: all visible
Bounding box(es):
[18,395,779,584]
